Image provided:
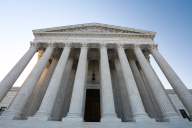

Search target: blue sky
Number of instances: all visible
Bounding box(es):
[0,0,191,89]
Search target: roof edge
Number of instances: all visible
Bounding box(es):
[32,22,156,35]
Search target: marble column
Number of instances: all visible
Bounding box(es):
[111,66,124,121]
[145,55,180,117]
[138,65,162,120]
[29,43,72,121]
[148,44,192,120]
[61,68,76,118]
[23,62,50,118]
[116,44,153,122]
[99,58,103,116]
[0,42,40,102]
[132,44,186,122]
[62,43,89,122]
[110,67,118,117]
[113,57,132,122]
[99,43,120,122]
[0,43,56,120]
[128,54,158,120]
[82,59,89,119]
[51,57,74,121]
[24,51,60,118]
[8,50,44,112]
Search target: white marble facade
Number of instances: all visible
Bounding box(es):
[0,23,192,123]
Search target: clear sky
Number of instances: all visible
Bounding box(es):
[0,0,191,89]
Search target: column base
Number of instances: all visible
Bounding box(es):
[132,118,156,122]
[124,119,133,122]
[27,111,52,121]
[101,117,121,122]
[156,119,162,122]
[132,112,156,122]
[162,118,189,122]
[27,116,52,121]
[161,112,189,122]
[62,113,84,122]
[101,113,121,122]
[0,110,22,120]
[0,115,21,120]
[51,118,60,121]
[189,115,192,122]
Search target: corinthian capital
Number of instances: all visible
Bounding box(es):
[47,42,57,50]
[30,41,41,50]
[99,43,108,50]
[64,43,73,49]
[145,55,150,63]
[37,50,44,60]
[80,43,89,50]
[131,44,141,51]
[115,43,125,51]
[147,43,158,51]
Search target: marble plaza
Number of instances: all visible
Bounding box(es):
[0,23,192,127]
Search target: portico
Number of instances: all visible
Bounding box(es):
[0,23,191,123]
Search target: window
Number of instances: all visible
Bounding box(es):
[0,107,7,115]
[179,109,190,121]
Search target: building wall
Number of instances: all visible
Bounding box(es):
[0,87,20,108]
[166,89,192,117]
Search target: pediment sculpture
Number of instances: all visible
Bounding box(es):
[46,26,141,34]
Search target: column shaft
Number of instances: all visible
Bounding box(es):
[25,52,59,118]
[129,58,158,119]
[24,62,49,118]
[9,51,42,113]
[111,68,124,120]
[51,57,74,121]
[148,44,192,119]
[110,68,118,117]
[99,59,103,116]
[116,44,152,122]
[132,44,184,122]
[63,43,89,122]
[114,58,132,122]
[32,43,72,120]
[138,68,162,120]
[148,59,180,116]
[82,59,89,118]
[1,43,56,119]
[99,43,120,122]
[0,43,40,102]
[26,56,59,118]
[21,50,44,118]
[61,68,76,118]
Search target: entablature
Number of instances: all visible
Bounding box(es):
[32,23,156,49]
[33,42,154,50]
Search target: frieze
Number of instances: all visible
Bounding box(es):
[34,34,154,42]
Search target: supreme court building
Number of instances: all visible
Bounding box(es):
[0,23,192,127]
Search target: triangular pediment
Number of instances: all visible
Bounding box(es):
[32,23,156,35]
[44,26,142,34]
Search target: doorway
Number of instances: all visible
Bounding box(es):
[84,89,101,122]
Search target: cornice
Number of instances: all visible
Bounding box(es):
[33,32,155,40]
[32,23,156,37]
